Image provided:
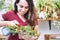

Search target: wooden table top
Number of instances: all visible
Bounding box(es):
[38,18,60,21]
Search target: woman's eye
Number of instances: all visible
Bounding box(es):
[20,5,23,8]
[25,7,29,9]
[19,5,29,9]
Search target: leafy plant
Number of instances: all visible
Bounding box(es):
[7,25,20,35]
[20,25,37,36]
[7,25,38,37]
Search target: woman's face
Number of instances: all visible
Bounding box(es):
[16,0,29,16]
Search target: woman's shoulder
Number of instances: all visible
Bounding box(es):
[2,10,15,18]
[2,10,15,15]
[6,10,15,14]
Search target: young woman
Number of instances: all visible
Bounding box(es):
[0,0,38,40]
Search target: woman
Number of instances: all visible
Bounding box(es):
[0,0,38,40]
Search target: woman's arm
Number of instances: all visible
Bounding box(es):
[0,14,4,21]
[34,19,40,36]
[0,14,19,26]
[0,14,8,26]
[0,14,7,26]
[34,18,39,31]
[0,21,9,26]
[34,25,38,31]
[0,20,19,27]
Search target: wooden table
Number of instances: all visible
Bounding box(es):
[38,18,60,21]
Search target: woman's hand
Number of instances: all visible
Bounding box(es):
[34,25,38,31]
[0,20,19,27]
[8,20,19,26]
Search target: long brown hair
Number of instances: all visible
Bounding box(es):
[27,8,38,26]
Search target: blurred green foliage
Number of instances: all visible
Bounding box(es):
[0,0,14,11]
[55,2,60,9]
[0,0,5,10]
[20,25,37,36]
[34,0,60,13]
[7,25,37,36]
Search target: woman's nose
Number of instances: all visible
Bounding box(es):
[22,8,25,11]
